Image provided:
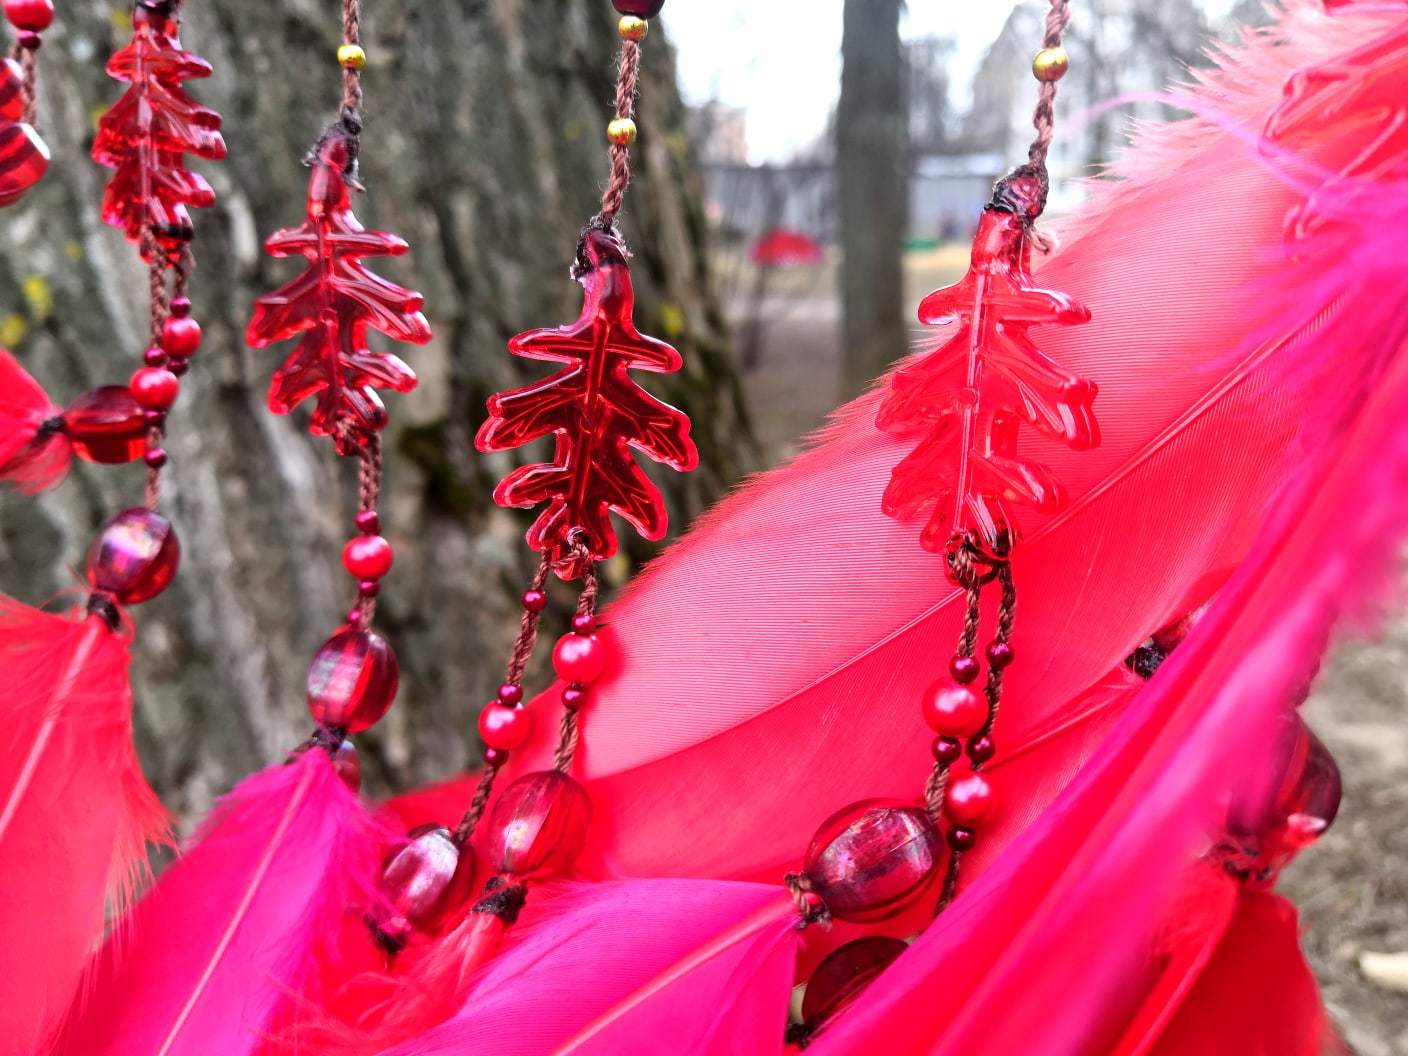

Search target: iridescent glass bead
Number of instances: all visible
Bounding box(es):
[86,508,180,604]
[62,386,147,464]
[803,800,942,922]
[306,627,399,733]
[486,770,592,879]
[802,936,908,1030]
[373,824,476,950]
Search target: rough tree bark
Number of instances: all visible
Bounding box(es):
[836,0,907,402]
[0,0,753,817]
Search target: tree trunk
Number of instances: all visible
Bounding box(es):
[836,0,907,401]
[0,0,753,818]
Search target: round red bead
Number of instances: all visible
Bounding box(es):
[949,655,980,684]
[87,509,180,605]
[143,448,168,469]
[354,510,381,535]
[142,346,167,367]
[801,936,908,1031]
[613,0,664,16]
[948,827,976,851]
[161,315,202,358]
[343,534,394,580]
[486,770,592,879]
[373,824,476,948]
[553,632,606,684]
[922,681,987,738]
[945,774,995,828]
[561,684,588,711]
[986,641,1014,669]
[3,0,53,31]
[169,296,192,318]
[168,360,189,377]
[803,800,943,922]
[571,612,596,635]
[967,735,996,765]
[358,579,380,598]
[129,367,180,410]
[483,746,509,769]
[479,702,532,750]
[62,386,147,464]
[931,736,962,766]
[521,588,548,613]
[497,682,523,706]
[306,627,400,733]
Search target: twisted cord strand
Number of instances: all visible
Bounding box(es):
[597,39,641,227]
[1026,0,1072,174]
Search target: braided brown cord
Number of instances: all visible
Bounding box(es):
[936,850,963,914]
[355,432,383,621]
[454,764,499,845]
[141,229,176,509]
[1026,0,1072,174]
[341,0,363,120]
[552,551,599,772]
[13,44,36,125]
[597,39,641,228]
[975,561,1017,763]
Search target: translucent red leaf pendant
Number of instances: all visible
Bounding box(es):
[477,228,699,578]
[0,58,46,207]
[877,172,1097,556]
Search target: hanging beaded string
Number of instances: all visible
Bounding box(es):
[3,0,51,126]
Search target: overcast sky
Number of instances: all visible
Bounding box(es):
[662,0,1239,163]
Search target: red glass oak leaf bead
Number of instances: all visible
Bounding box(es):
[485,770,592,879]
[803,799,944,923]
[63,385,148,463]
[476,228,698,579]
[877,182,1097,556]
[0,59,48,208]
[246,134,429,454]
[91,3,225,260]
[801,936,908,1032]
[87,508,180,605]
[306,626,400,733]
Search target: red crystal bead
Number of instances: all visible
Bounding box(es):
[922,681,986,738]
[945,774,995,828]
[552,632,607,684]
[342,534,394,580]
[129,366,180,410]
[62,386,147,463]
[86,508,180,605]
[161,315,202,358]
[306,627,400,733]
[612,0,665,16]
[373,824,476,949]
[803,800,943,922]
[486,770,592,879]
[801,936,908,1031]
[3,0,53,32]
[478,702,532,751]
[0,119,49,207]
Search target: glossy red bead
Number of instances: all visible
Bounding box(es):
[948,827,976,851]
[945,774,995,828]
[931,736,962,766]
[358,579,380,598]
[168,359,188,377]
[561,684,587,711]
[571,612,596,635]
[986,640,1014,669]
[486,770,592,879]
[354,509,381,534]
[922,681,986,738]
[374,824,476,948]
[143,447,167,469]
[342,534,393,580]
[967,735,996,765]
[801,936,908,1030]
[949,655,980,684]
[803,800,943,922]
[483,746,509,769]
[332,738,361,791]
[3,0,53,32]
[497,682,523,706]
[129,366,180,410]
[161,314,202,357]
[552,632,606,684]
[142,346,167,367]
[306,627,400,733]
[62,385,147,464]
[521,588,548,613]
[612,0,665,16]
[478,702,532,750]
[169,295,192,318]
[86,508,180,604]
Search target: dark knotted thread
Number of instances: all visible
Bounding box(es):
[597,39,641,228]
[472,877,529,924]
[784,872,831,928]
[1026,0,1072,175]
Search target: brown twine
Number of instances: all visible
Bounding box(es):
[341,0,363,120]
[975,561,1017,761]
[923,761,951,826]
[783,873,830,928]
[597,39,641,228]
[454,764,499,845]
[355,432,383,622]
[1025,0,1072,175]
[140,228,181,510]
[936,850,963,914]
[13,44,36,126]
[552,550,599,773]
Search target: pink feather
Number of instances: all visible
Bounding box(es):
[0,602,166,1056]
[0,348,69,493]
[54,751,392,1056]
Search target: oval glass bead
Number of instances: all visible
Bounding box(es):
[63,385,148,464]
[802,936,909,1030]
[486,770,592,879]
[373,824,476,950]
[612,0,665,17]
[86,508,180,604]
[803,800,942,922]
[306,627,399,733]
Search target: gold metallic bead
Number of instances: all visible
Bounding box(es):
[606,117,637,146]
[1032,46,1069,82]
[618,15,648,42]
[337,43,367,70]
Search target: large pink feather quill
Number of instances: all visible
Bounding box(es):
[0,602,166,1056]
[54,750,392,1056]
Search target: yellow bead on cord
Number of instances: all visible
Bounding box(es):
[618,15,648,41]
[338,43,367,70]
[1032,46,1069,82]
[606,117,637,146]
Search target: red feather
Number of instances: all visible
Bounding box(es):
[54,751,392,1056]
[0,602,166,1056]
[0,348,69,493]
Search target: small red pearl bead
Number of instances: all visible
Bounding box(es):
[343,534,394,580]
[932,736,962,765]
[949,655,980,684]
[521,588,548,613]
[553,632,606,684]
[986,641,1014,670]
[168,360,189,377]
[129,367,180,410]
[3,0,54,32]
[922,681,987,738]
[967,735,995,765]
[561,684,587,711]
[945,774,995,828]
[354,510,381,534]
[345,607,364,626]
[142,409,166,426]
[15,29,38,48]
[479,703,532,750]
[947,827,976,851]
[358,579,380,598]
[143,346,167,367]
[571,612,596,635]
[169,296,192,318]
[144,448,168,469]
[497,682,523,706]
[162,315,202,358]
[483,746,509,769]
